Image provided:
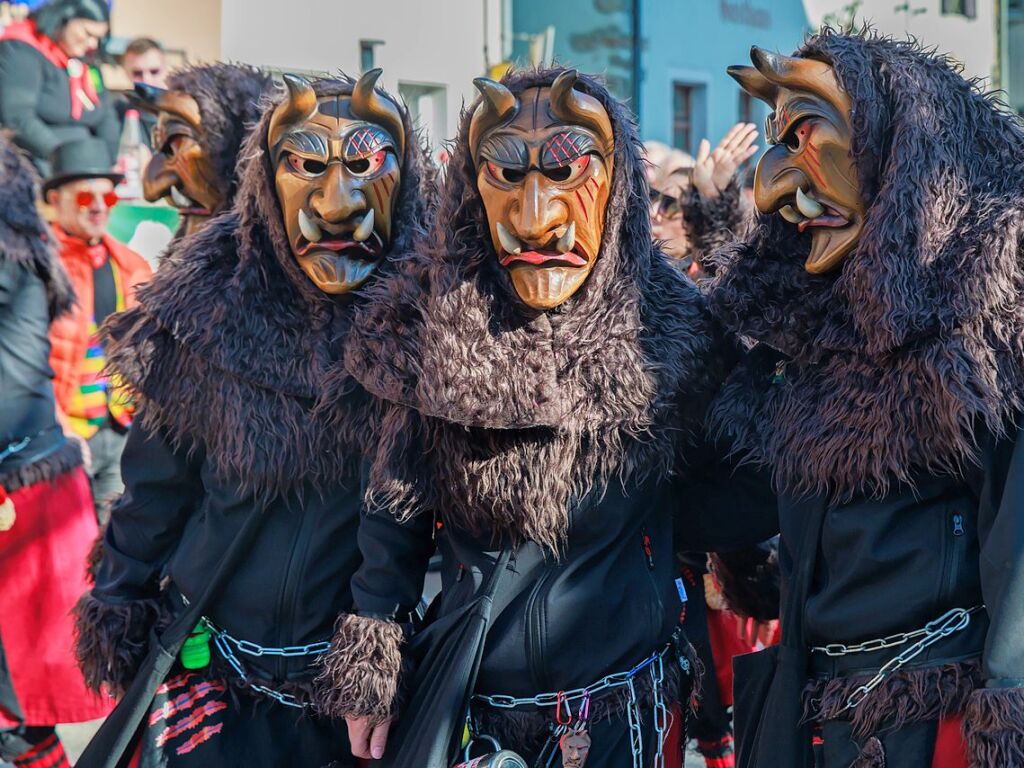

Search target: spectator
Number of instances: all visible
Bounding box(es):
[0,0,119,174]
[117,37,166,149]
[43,137,151,519]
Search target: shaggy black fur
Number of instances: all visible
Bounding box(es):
[0,132,73,319]
[345,67,729,553]
[962,687,1024,767]
[681,179,747,275]
[165,63,274,214]
[707,543,779,622]
[103,77,434,500]
[708,29,1024,501]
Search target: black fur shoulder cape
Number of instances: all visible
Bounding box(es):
[166,63,274,214]
[708,30,1024,502]
[345,68,729,553]
[104,77,434,500]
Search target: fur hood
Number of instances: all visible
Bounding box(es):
[708,29,1024,501]
[0,132,73,318]
[345,68,728,552]
[166,63,274,214]
[104,76,434,500]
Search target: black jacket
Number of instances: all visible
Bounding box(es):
[0,40,119,174]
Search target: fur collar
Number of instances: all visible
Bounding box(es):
[0,134,73,318]
[105,77,434,500]
[708,30,1024,501]
[346,69,728,552]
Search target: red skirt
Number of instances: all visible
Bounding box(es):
[0,468,114,725]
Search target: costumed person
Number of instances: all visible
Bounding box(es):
[131,63,274,239]
[73,69,433,767]
[0,133,113,768]
[645,123,757,278]
[44,137,152,518]
[0,0,119,174]
[319,67,776,768]
[711,32,1024,767]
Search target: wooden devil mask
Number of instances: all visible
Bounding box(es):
[729,47,864,274]
[134,83,222,224]
[269,70,405,294]
[469,70,615,310]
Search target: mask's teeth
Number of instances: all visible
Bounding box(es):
[556,221,576,254]
[496,222,522,255]
[796,187,824,219]
[779,204,804,224]
[170,185,192,208]
[299,209,323,243]
[353,208,374,243]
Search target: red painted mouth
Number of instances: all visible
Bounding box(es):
[501,249,587,268]
[297,233,382,259]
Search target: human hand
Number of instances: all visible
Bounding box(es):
[692,122,759,199]
[347,715,391,760]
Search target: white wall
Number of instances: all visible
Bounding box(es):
[804,0,997,83]
[220,0,503,153]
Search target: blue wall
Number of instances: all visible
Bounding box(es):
[512,0,809,155]
[639,0,809,154]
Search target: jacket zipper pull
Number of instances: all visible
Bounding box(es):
[456,563,466,582]
[641,529,655,570]
[952,513,965,536]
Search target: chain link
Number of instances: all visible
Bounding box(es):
[829,606,983,713]
[810,606,982,657]
[0,436,31,464]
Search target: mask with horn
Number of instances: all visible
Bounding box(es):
[729,46,864,274]
[133,83,223,230]
[269,70,405,295]
[469,69,615,310]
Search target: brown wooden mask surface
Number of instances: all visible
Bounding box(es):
[469,71,614,310]
[136,86,223,233]
[729,47,864,274]
[270,71,404,294]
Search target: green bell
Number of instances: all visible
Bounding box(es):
[180,622,212,670]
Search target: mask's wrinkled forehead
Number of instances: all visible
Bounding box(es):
[273,96,394,161]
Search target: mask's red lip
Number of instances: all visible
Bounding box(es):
[501,249,587,268]
[297,235,381,258]
[797,214,850,233]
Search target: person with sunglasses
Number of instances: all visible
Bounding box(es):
[43,137,152,519]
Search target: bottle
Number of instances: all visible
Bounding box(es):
[179,622,212,669]
[115,109,144,200]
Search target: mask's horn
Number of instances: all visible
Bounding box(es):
[747,46,847,106]
[727,65,778,107]
[549,69,614,155]
[268,74,318,160]
[468,77,519,160]
[351,68,406,158]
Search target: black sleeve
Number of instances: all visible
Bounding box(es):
[976,424,1024,686]
[674,433,780,553]
[680,179,748,269]
[92,420,204,603]
[0,43,62,162]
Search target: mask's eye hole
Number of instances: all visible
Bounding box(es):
[782,117,814,152]
[346,150,388,177]
[487,161,526,184]
[544,154,590,183]
[286,154,327,176]
[161,135,186,158]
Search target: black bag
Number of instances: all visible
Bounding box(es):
[732,496,826,768]
[374,549,529,768]
[76,505,271,768]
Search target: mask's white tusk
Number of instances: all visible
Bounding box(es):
[496,222,522,255]
[353,208,375,243]
[299,209,323,243]
[796,187,824,219]
[779,205,804,224]
[170,185,192,208]
[555,221,576,254]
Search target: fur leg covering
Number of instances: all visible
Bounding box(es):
[73,591,170,697]
[84,523,106,585]
[963,687,1024,768]
[313,614,405,725]
[851,737,886,768]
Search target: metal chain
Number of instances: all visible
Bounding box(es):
[837,606,982,713]
[650,655,669,768]
[0,436,31,464]
[811,606,982,657]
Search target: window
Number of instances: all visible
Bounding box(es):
[739,90,755,126]
[359,40,383,72]
[941,0,977,18]
[672,84,693,153]
[398,83,448,156]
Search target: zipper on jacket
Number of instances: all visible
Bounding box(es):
[641,528,655,570]
[940,510,967,607]
[524,565,555,692]
[273,503,317,681]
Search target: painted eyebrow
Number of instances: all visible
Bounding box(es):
[540,131,594,169]
[276,130,329,160]
[478,134,529,167]
[343,126,395,160]
[771,97,826,141]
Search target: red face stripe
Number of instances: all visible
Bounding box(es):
[582,181,595,202]
[803,140,827,188]
[155,700,228,747]
[574,190,589,222]
[174,723,224,756]
[371,181,384,208]
[149,680,225,725]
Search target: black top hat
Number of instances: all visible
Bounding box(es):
[42,137,123,196]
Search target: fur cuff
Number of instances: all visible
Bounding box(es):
[963,687,1024,767]
[73,591,170,698]
[707,544,780,622]
[313,614,405,725]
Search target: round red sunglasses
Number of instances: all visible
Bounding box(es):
[75,190,119,208]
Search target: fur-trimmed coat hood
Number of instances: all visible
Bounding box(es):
[104,77,434,500]
[165,63,274,213]
[708,30,1024,501]
[345,68,729,552]
[0,132,73,318]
